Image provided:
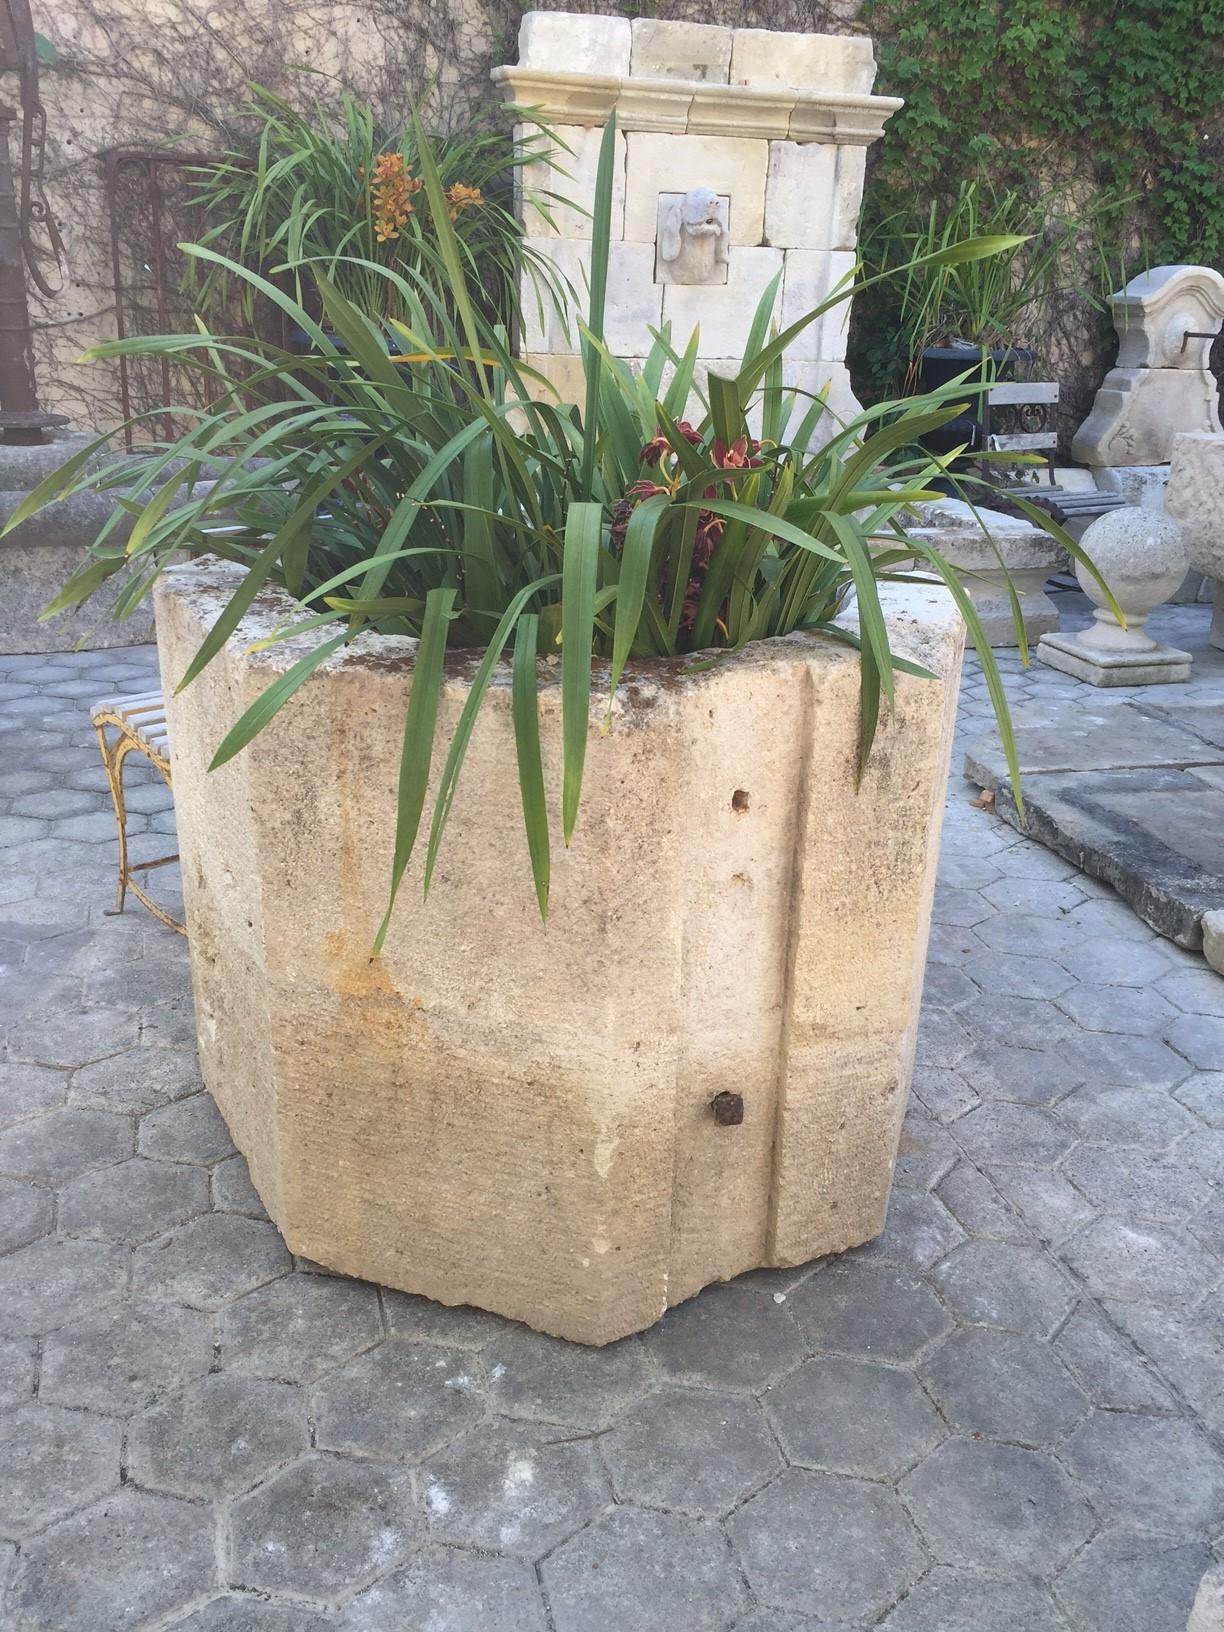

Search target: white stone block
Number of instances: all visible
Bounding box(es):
[730,29,877,95]
[662,246,783,358]
[631,19,731,82]
[605,242,665,357]
[780,249,855,361]
[519,352,587,409]
[624,132,768,247]
[764,142,836,250]
[519,238,591,354]
[518,122,626,241]
[1166,432,1224,579]
[518,10,631,75]
[781,359,862,428]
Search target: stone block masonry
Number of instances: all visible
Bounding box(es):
[497,13,903,428]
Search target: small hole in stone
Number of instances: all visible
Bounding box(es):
[732,789,750,813]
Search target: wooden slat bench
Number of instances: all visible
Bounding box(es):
[90,690,185,935]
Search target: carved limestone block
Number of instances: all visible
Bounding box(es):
[1071,266,1224,467]
[655,188,730,285]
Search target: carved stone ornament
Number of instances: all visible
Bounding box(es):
[655,187,730,285]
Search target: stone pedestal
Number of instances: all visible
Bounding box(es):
[1071,266,1224,468]
[497,12,902,427]
[0,431,151,654]
[906,498,1066,646]
[1166,430,1224,651]
[155,558,963,1345]
[1038,508,1192,686]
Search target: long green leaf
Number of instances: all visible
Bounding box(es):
[209,634,348,769]
[560,502,602,843]
[512,613,550,916]
[608,492,669,705]
[374,585,456,953]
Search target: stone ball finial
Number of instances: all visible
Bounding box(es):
[1073,507,1190,654]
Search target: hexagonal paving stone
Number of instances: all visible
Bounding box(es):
[69,1046,201,1113]
[0,1403,119,1533]
[313,1339,482,1461]
[787,1261,952,1363]
[1175,1073,1224,1126]
[1054,1528,1213,1632]
[545,1506,747,1632]
[638,1283,807,1393]
[911,1065,979,1123]
[421,1417,607,1554]
[382,1290,506,1350]
[731,1615,838,1632]
[1056,1084,1198,1148]
[602,1386,781,1516]
[936,1163,1029,1242]
[959,994,1082,1053]
[138,1091,235,1165]
[900,1439,1092,1573]
[0,1106,132,1183]
[59,1156,209,1243]
[985,1166,1097,1247]
[83,957,190,1011]
[0,1235,128,1335]
[932,886,996,928]
[1056,938,1175,988]
[1167,1012,1224,1070]
[1057,983,1178,1036]
[1158,969,1224,1017]
[918,1328,1087,1446]
[6,1487,216,1632]
[774,1351,946,1478]
[975,911,1084,961]
[954,1102,1076,1167]
[854,1188,966,1271]
[221,1273,383,1381]
[39,1297,214,1414]
[893,1113,960,1190]
[0,1174,53,1254]
[980,877,1085,916]
[963,951,1076,1001]
[133,1213,291,1308]
[163,1600,335,1632]
[4,1005,138,1068]
[728,1468,924,1623]
[1062,1031,1192,1092]
[1063,1217,1220,1304]
[914,1007,973,1069]
[1066,1143,1215,1223]
[0,1060,67,1125]
[1052,1302,1174,1412]
[955,1039,1084,1107]
[919,963,977,1009]
[338,1548,547,1631]
[931,1241,1076,1336]
[128,1374,308,1498]
[476,1327,648,1431]
[1061,1411,1224,1533]
[880,1568,1070,1630]
[229,1453,417,1600]
[209,1154,268,1218]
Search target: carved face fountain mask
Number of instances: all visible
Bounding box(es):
[658,186,730,282]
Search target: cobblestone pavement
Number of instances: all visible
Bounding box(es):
[0,619,1221,1632]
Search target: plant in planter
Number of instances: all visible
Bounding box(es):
[184,85,561,336]
[17,121,1115,1343]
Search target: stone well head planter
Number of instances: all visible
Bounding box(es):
[156,561,963,1344]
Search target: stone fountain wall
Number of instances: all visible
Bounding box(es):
[494,12,901,424]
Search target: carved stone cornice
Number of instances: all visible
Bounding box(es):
[491,66,903,146]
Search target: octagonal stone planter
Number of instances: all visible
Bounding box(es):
[155,558,964,1344]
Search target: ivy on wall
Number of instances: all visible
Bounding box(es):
[860,0,1224,266]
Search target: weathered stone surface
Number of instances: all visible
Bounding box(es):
[1168,432,1224,583]
[879,1569,1070,1631]
[486,1326,652,1426]
[728,1468,923,1622]
[127,1374,308,1498]
[422,1418,607,1554]
[602,1386,779,1515]
[932,1240,1076,1335]
[0,1174,53,1253]
[39,1298,214,1414]
[156,560,964,1343]
[1061,1411,1224,1532]
[901,1440,1092,1573]
[133,1213,291,1308]
[544,1506,747,1632]
[6,1487,216,1632]
[312,1340,482,1461]
[787,1260,952,1362]
[59,1156,209,1243]
[1063,1217,1219,1303]
[0,1403,119,1533]
[220,1274,382,1381]
[765,1355,943,1476]
[229,1454,417,1598]
[0,1235,128,1335]
[990,768,1224,948]
[966,703,1220,786]
[1188,1564,1224,1632]
[640,1282,807,1390]
[340,1549,548,1631]
[918,1328,1087,1446]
